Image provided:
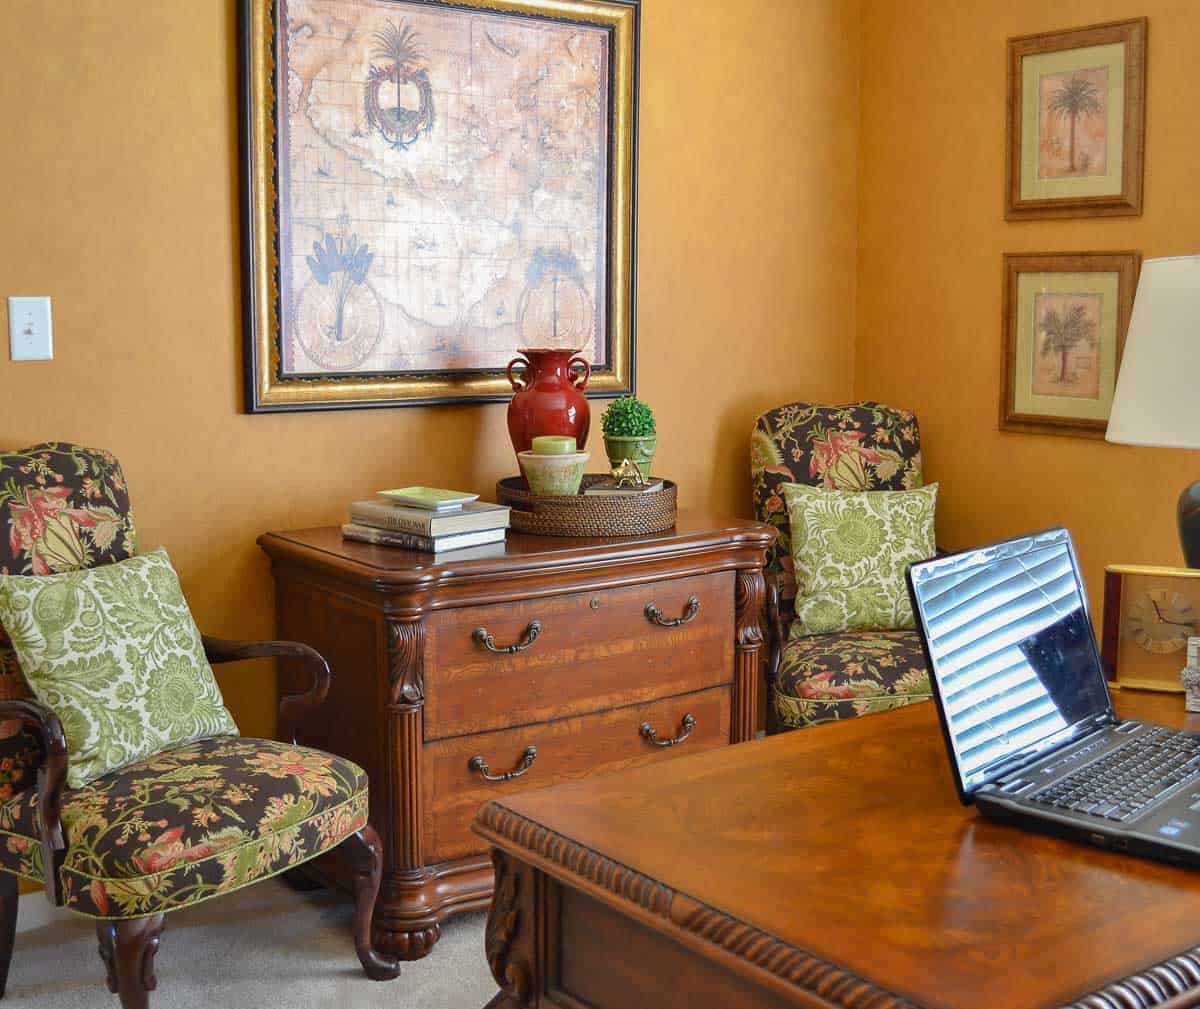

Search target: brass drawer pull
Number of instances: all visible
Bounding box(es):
[468,746,538,782]
[473,620,542,654]
[645,596,699,627]
[640,713,696,748]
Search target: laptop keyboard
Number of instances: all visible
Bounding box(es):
[1032,728,1200,822]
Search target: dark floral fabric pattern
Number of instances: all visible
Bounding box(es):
[0,728,43,804]
[750,403,923,621]
[0,443,137,772]
[0,443,136,578]
[774,630,931,729]
[0,736,367,920]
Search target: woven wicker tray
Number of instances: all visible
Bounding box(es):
[497,475,677,537]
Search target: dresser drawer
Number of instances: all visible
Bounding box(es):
[424,572,734,741]
[422,686,731,863]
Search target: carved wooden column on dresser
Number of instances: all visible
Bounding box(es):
[257,515,774,960]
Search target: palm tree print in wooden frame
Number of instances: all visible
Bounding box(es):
[1006,19,1146,220]
[1001,252,1140,439]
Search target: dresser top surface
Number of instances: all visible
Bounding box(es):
[258,513,774,588]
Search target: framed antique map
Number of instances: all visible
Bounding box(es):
[240,0,638,412]
[1001,251,1140,438]
[1005,19,1146,220]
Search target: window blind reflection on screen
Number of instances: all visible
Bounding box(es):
[911,530,1108,790]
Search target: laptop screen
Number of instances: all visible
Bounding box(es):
[908,528,1113,798]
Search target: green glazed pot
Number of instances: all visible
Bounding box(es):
[517,451,589,496]
[603,435,656,474]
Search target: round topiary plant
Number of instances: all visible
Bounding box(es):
[601,396,657,472]
[601,396,656,437]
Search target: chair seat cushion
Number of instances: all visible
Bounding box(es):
[774,630,931,729]
[0,736,367,919]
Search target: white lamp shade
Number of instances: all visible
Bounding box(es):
[1106,255,1200,449]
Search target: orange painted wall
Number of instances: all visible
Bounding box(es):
[0,0,860,735]
[857,0,1200,614]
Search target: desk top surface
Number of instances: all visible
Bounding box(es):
[477,690,1200,1009]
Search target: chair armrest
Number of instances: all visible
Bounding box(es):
[762,576,789,736]
[764,573,787,692]
[202,636,332,743]
[0,699,68,904]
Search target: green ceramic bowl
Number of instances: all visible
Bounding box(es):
[517,450,589,496]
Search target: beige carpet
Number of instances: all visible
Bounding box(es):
[6,880,494,1008]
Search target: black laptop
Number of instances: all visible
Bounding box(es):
[907,526,1200,866]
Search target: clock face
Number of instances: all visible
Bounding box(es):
[1126,588,1196,654]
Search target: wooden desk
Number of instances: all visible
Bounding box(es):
[258,515,772,959]
[474,690,1200,1009]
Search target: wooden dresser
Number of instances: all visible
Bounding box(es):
[257,515,774,960]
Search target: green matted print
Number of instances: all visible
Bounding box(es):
[1001,252,1140,439]
[1006,19,1145,220]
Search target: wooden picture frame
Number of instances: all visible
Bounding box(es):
[1001,251,1140,438]
[239,0,639,413]
[1006,18,1146,220]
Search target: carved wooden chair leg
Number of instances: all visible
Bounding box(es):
[96,916,164,1009]
[340,825,401,981]
[0,872,16,998]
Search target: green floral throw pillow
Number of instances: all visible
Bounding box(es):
[0,549,238,788]
[783,483,938,637]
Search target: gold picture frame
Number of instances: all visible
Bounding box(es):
[1005,18,1146,220]
[239,0,639,412]
[1001,251,1140,438]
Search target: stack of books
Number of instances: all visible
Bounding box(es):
[342,487,510,555]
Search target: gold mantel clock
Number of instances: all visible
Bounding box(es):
[1101,565,1200,692]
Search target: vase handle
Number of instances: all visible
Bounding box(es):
[567,355,591,390]
[506,356,528,391]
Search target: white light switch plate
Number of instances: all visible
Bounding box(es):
[8,297,53,361]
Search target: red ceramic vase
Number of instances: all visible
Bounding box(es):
[506,348,591,455]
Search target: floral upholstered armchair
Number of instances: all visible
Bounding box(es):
[0,443,399,1006]
[751,403,933,732]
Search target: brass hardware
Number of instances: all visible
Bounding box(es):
[645,596,700,627]
[473,620,543,654]
[640,714,696,748]
[468,746,538,782]
[610,458,648,487]
[590,597,601,610]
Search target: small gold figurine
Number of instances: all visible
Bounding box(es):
[610,459,648,488]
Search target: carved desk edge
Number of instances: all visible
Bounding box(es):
[257,523,777,594]
[473,800,1200,1009]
